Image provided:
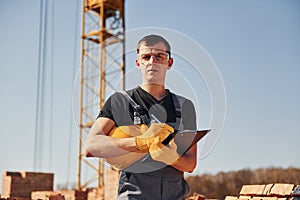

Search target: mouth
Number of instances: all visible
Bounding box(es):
[147,69,159,73]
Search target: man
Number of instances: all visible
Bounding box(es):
[85,34,197,199]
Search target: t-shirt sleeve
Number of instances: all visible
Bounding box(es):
[97,95,114,120]
[97,92,134,126]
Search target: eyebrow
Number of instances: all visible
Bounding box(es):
[138,48,170,55]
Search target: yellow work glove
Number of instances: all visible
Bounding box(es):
[149,137,180,165]
[109,124,148,138]
[135,123,174,151]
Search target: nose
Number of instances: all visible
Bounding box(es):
[148,55,157,63]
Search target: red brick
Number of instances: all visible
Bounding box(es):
[104,168,119,200]
[2,171,53,198]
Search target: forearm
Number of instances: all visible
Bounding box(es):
[85,135,138,158]
[85,117,138,158]
[171,145,197,173]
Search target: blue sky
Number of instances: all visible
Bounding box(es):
[0,0,299,188]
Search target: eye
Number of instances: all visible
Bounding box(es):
[156,53,168,60]
[141,54,151,60]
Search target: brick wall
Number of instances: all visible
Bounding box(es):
[104,168,119,200]
[1,171,53,198]
[1,170,119,200]
[225,183,300,200]
[32,190,87,200]
[87,188,103,200]
[57,190,87,200]
[31,191,65,200]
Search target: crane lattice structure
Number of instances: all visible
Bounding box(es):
[78,0,125,190]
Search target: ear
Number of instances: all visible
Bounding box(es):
[167,58,174,69]
[136,59,141,70]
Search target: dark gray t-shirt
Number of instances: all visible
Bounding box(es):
[98,86,196,130]
[97,86,197,200]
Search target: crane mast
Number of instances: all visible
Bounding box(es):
[78,0,125,193]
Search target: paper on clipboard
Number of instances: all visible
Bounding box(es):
[174,129,210,155]
[141,129,210,163]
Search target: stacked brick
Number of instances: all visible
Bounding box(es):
[103,168,119,200]
[86,188,104,200]
[186,192,206,200]
[225,183,300,200]
[1,171,116,200]
[1,171,53,199]
[32,190,87,200]
[31,192,65,200]
[0,198,32,200]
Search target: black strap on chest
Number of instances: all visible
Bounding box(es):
[170,93,182,133]
[119,90,183,132]
[119,90,151,126]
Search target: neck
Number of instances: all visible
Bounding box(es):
[140,83,167,100]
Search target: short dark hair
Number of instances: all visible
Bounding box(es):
[137,34,171,56]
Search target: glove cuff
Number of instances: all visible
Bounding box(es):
[135,137,148,151]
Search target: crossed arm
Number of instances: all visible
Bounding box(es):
[85,117,137,158]
[84,117,197,173]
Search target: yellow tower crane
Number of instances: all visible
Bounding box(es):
[77,0,125,193]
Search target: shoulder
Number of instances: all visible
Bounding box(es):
[169,92,193,105]
[104,90,133,108]
[169,92,195,112]
[105,88,140,109]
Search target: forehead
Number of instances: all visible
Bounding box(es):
[138,42,168,54]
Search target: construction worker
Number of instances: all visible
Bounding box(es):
[85,34,197,199]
